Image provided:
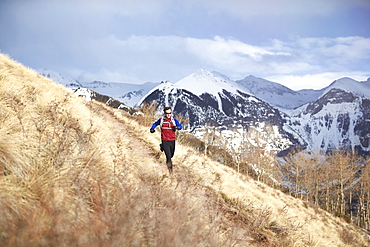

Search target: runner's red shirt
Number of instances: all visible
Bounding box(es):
[160,118,176,141]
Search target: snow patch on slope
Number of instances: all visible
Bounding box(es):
[288,100,363,152]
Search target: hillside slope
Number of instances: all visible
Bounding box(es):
[0,53,368,246]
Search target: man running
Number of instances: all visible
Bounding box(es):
[150,107,182,173]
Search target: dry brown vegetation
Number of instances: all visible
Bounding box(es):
[0,53,369,246]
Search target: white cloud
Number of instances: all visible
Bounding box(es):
[294,36,370,59]
[61,34,369,89]
[187,36,284,62]
[1,0,369,89]
[281,36,370,74]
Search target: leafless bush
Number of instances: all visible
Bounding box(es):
[136,100,159,127]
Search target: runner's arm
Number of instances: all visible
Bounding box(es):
[174,118,183,130]
[151,118,161,130]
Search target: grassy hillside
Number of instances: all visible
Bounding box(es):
[0,53,368,246]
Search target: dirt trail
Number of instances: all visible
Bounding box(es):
[89,101,164,166]
[89,101,191,180]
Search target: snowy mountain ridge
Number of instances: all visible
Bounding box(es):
[323,77,370,99]
[285,77,370,155]
[37,69,159,107]
[142,70,295,154]
[141,70,370,155]
[236,75,325,110]
[38,68,370,155]
[174,69,250,96]
[37,68,82,88]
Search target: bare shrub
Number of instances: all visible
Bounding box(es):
[136,100,159,127]
[340,227,357,245]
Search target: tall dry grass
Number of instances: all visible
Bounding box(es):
[0,53,369,247]
[109,100,370,247]
[0,54,237,246]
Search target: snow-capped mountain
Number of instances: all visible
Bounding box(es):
[236,75,324,110]
[72,87,136,114]
[38,68,370,156]
[37,69,159,107]
[38,68,82,88]
[175,69,249,96]
[141,69,294,154]
[286,77,370,155]
[141,70,370,156]
[82,81,159,107]
[323,77,370,98]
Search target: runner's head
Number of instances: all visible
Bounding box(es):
[164,107,172,117]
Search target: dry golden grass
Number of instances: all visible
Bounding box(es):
[0,53,369,247]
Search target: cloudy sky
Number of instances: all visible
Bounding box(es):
[1,0,369,90]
